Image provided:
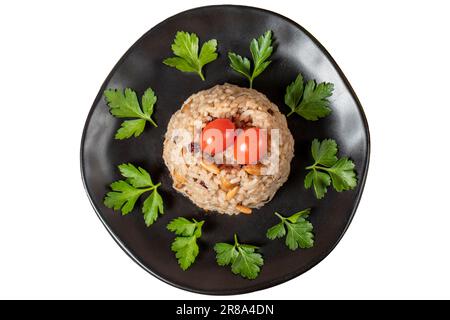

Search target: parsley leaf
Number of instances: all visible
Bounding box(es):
[328,158,358,191]
[167,217,200,236]
[266,222,286,240]
[250,30,273,79]
[285,73,334,120]
[228,53,251,80]
[104,163,163,226]
[305,139,357,199]
[228,30,273,88]
[215,243,238,266]
[171,236,199,271]
[104,88,158,140]
[141,88,157,116]
[214,234,264,280]
[103,180,144,215]
[163,31,218,80]
[266,210,314,250]
[142,188,163,227]
[167,217,204,270]
[118,163,153,187]
[304,170,331,200]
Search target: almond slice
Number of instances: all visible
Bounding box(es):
[181,101,191,113]
[220,176,236,191]
[226,186,239,200]
[244,164,262,175]
[173,171,187,184]
[200,160,220,174]
[236,204,252,214]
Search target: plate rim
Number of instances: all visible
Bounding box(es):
[80,4,371,295]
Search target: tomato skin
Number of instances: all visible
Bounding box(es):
[234,127,268,164]
[201,118,235,155]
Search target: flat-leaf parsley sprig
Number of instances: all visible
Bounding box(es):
[285,73,334,120]
[104,163,164,226]
[266,209,314,250]
[228,30,274,88]
[305,139,357,199]
[167,217,205,270]
[104,87,158,140]
[163,31,218,80]
[214,234,264,280]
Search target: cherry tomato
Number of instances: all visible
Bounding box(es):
[234,127,268,164]
[201,118,235,155]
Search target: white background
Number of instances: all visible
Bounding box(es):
[1,0,449,300]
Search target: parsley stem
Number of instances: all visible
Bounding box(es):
[142,114,158,128]
[274,212,285,221]
[153,182,161,188]
[249,78,253,89]
[141,182,161,192]
[198,71,205,81]
[287,110,294,117]
[148,118,158,128]
[306,164,330,172]
[234,233,239,247]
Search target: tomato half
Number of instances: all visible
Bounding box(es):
[201,118,235,155]
[234,127,268,164]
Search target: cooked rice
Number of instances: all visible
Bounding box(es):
[162,83,294,215]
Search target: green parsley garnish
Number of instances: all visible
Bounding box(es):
[104,163,163,226]
[228,30,273,88]
[266,209,314,250]
[285,73,334,120]
[104,87,158,140]
[163,31,218,80]
[305,139,357,199]
[214,234,264,280]
[167,217,204,270]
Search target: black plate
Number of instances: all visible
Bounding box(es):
[81,5,370,295]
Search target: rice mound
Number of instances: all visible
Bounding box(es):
[163,83,294,215]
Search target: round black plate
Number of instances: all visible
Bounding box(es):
[81,5,370,295]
